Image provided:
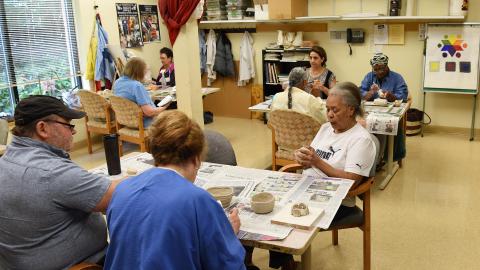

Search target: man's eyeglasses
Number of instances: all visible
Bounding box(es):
[45,120,75,131]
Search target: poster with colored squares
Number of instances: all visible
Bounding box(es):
[424,24,480,94]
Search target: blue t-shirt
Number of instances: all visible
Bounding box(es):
[104,168,246,270]
[359,70,408,101]
[113,76,155,127]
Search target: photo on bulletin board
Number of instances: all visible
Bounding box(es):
[139,5,161,43]
[424,24,480,94]
[115,3,143,48]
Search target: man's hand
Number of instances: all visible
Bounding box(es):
[370,83,380,92]
[228,208,241,235]
[294,146,318,168]
[385,91,397,102]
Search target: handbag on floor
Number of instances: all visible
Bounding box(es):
[406,108,431,136]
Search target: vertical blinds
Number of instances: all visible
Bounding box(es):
[0,0,80,87]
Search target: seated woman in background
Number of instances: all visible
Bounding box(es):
[155,47,175,87]
[304,46,337,99]
[113,57,169,127]
[104,111,245,270]
[271,67,327,125]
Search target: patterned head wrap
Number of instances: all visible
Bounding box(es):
[370,53,389,66]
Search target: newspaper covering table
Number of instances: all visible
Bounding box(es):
[90,152,354,240]
[364,102,407,136]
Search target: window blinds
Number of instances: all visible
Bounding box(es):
[0,0,80,87]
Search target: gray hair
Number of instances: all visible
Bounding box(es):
[288,67,306,88]
[329,82,364,117]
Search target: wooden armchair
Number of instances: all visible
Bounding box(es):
[280,164,374,270]
[268,110,321,170]
[78,90,116,154]
[109,96,148,156]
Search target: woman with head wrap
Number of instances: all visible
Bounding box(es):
[360,53,409,102]
[270,67,327,125]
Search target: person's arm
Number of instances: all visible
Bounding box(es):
[91,179,123,213]
[295,146,364,183]
[196,194,245,270]
[141,104,167,117]
[169,69,176,86]
[360,73,377,101]
[392,74,408,101]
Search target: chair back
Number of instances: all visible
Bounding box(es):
[78,90,110,119]
[268,110,321,157]
[109,95,142,129]
[0,119,9,145]
[204,130,237,166]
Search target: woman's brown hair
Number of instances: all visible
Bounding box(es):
[123,57,147,82]
[148,111,205,166]
[310,46,328,67]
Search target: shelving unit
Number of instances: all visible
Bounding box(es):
[199,15,465,29]
[262,48,311,99]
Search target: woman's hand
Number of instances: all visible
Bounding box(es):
[228,208,241,235]
[294,146,318,168]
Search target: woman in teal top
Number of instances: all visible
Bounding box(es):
[113,57,169,127]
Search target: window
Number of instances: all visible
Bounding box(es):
[0,0,81,117]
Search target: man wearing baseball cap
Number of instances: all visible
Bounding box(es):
[360,53,409,102]
[0,95,119,269]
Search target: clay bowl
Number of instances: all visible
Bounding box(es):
[207,187,234,208]
[251,192,275,214]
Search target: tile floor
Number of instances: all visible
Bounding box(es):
[72,117,480,270]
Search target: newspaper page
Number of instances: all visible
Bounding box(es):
[366,113,400,135]
[287,176,354,229]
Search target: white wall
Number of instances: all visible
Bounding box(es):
[73,0,171,90]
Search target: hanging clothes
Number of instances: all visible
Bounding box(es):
[85,17,98,81]
[238,31,255,87]
[95,21,115,88]
[158,0,201,45]
[199,30,207,74]
[206,29,217,86]
[214,32,235,77]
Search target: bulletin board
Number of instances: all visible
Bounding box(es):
[423,23,480,94]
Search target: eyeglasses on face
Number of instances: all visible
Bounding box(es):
[45,120,75,131]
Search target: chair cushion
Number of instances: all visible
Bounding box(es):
[118,127,148,138]
[87,120,114,129]
[325,206,364,229]
[275,147,295,160]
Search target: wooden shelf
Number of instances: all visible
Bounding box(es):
[199,15,465,28]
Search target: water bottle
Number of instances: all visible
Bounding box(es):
[103,134,122,175]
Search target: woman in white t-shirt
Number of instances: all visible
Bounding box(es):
[295,82,376,207]
[270,67,326,125]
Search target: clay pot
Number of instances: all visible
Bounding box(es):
[207,187,233,208]
[251,192,275,214]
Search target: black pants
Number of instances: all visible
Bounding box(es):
[244,205,356,268]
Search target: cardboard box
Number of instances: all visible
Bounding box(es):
[268,0,308,19]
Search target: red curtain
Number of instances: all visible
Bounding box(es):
[159,0,201,45]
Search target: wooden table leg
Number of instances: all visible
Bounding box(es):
[301,245,312,270]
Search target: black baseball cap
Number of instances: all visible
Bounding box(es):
[14,95,85,126]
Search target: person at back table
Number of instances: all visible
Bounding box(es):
[113,57,169,128]
[271,67,327,125]
[0,96,121,269]
[304,46,337,99]
[104,110,246,270]
[360,53,408,102]
[155,47,175,87]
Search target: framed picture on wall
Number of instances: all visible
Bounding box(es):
[139,5,161,43]
[115,3,143,48]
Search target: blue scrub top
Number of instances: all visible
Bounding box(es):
[104,168,246,270]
